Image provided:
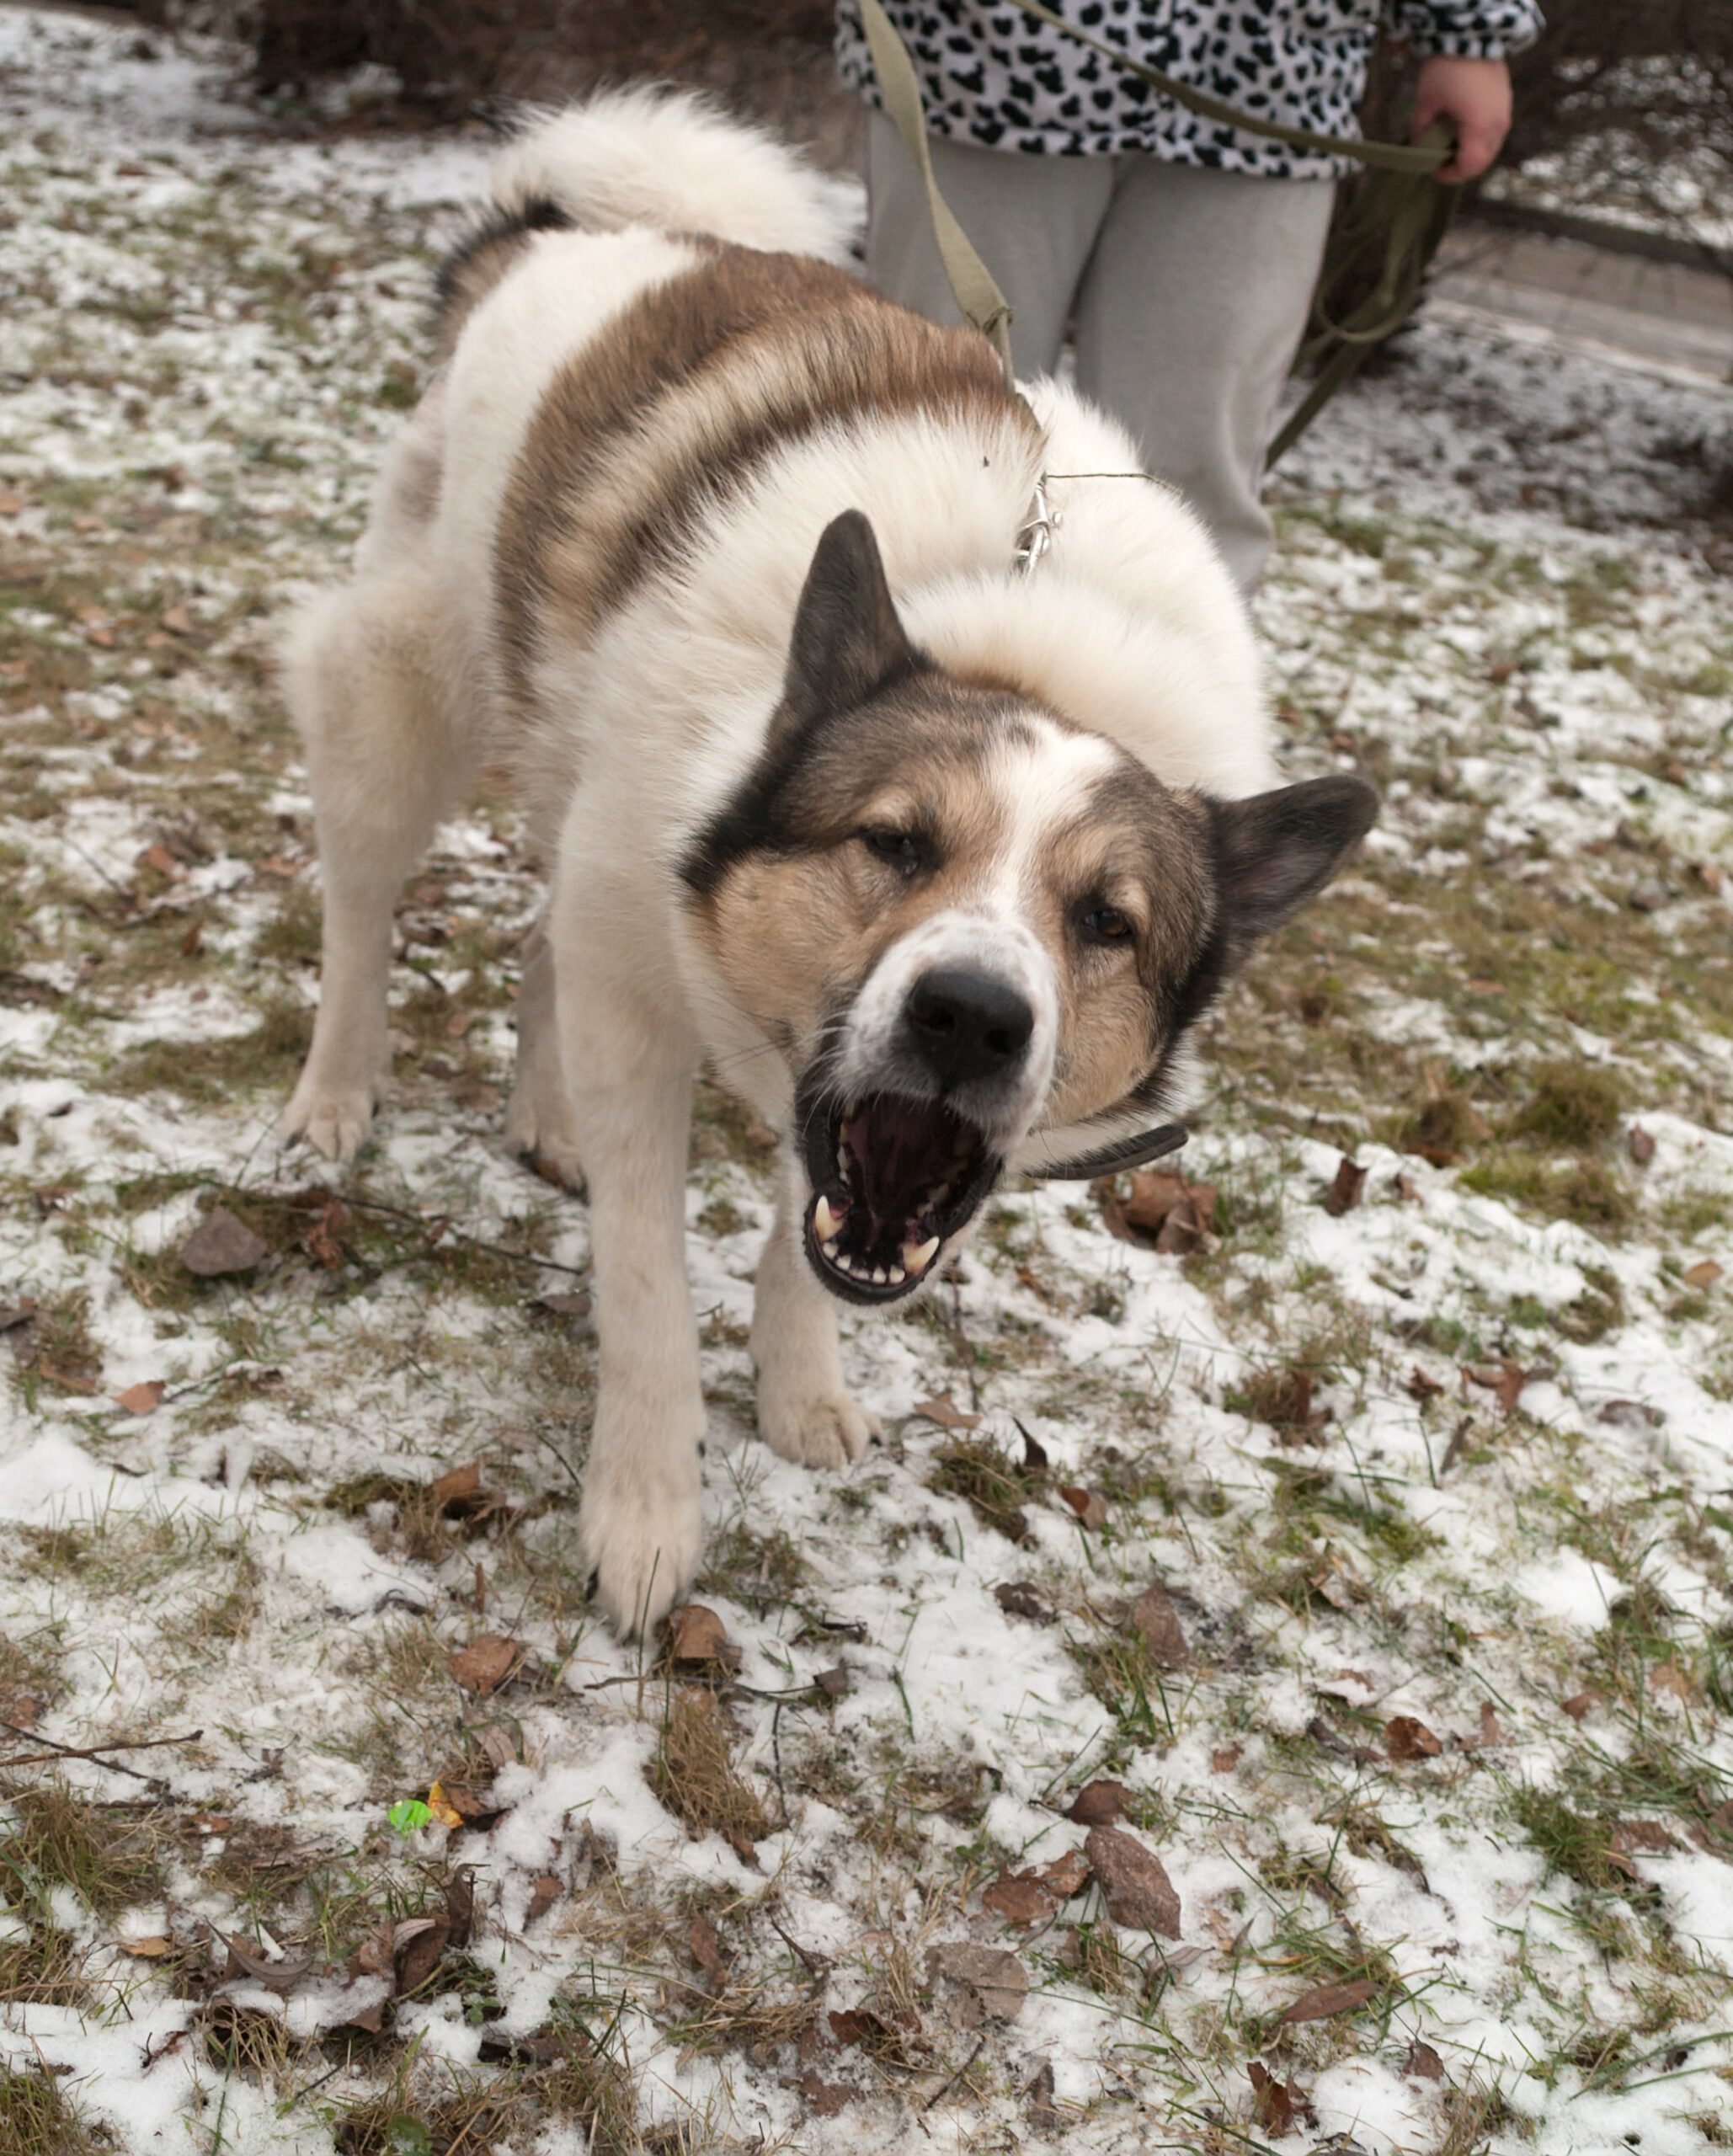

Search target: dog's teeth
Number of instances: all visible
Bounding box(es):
[822,1239,839,1259]
[902,1235,941,1277]
[888,1264,905,1284]
[813,1194,842,1241]
[836,1145,849,1177]
[871,1267,887,1285]
[930,1181,951,1208]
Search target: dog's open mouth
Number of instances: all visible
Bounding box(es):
[802,1094,1000,1304]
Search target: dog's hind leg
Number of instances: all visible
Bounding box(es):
[279,575,475,1162]
[504,915,586,1191]
[752,1147,881,1469]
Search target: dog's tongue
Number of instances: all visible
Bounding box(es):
[845,1097,952,1240]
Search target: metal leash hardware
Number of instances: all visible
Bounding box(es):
[1030,1120,1188,1182]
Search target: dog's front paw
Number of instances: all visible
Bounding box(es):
[579,1480,703,1637]
[757,1384,879,1470]
[279,1071,377,1164]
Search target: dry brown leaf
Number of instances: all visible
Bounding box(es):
[1281,1976,1377,2024]
[179,1208,269,1278]
[1405,1365,1443,1401]
[525,1876,562,1926]
[1210,1745,1243,1774]
[429,1461,484,1516]
[445,1009,476,1038]
[161,604,193,635]
[668,1603,742,1673]
[119,1936,171,1958]
[0,493,24,515]
[447,1634,520,1694]
[911,1392,980,1432]
[394,1913,450,1995]
[1084,1825,1181,1937]
[929,1941,1028,2021]
[993,1582,1048,1623]
[1628,1123,1656,1165]
[797,2071,850,2116]
[302,1197,344,1271]
[1463,1359,1527,1415]
[1248,2061,1312,2133]
[1683,1259,1723,1289]
[1130,1582,1188,1668]
[114,1380,164,1415]
[1561,1691,1600,1721]
[1651,1662,1694,1701]
[1066,1779,1133,1826]
[688,1916,728,1985]
[1471,1702,1507,1747]
[1038,1849,1091,1897]
[1405,2039,1446,2082]
[1324,1155,1368,1215]
[1610,1820,1672,1854]
[982,1867,1055,1927]
[1384,1715,1443,1761]
[1058,1485,1107,1530]
[138,841,182,878]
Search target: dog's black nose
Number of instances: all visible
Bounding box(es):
[905,968,1034,1089]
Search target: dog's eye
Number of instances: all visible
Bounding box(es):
[861,828,925,875]
[1079,904,1133,945]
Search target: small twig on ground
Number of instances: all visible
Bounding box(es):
[767,1913,829,1979]
[923,2035,987,2112]
[0,1721,203,1778]
[218,1182,592,1279]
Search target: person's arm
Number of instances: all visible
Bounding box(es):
[1384,2,1544,183]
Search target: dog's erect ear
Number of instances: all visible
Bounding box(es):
[782,510,923,727]
[1208,775,1379,972]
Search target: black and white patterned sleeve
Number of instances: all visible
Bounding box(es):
[1383,1,1546,59]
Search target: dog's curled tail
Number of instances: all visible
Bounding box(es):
[493,86,854,259]
[434,88,856,355]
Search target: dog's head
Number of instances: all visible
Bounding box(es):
[680,512,1376,1305]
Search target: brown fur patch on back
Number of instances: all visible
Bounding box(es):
[432,197,575,366]
[493,247,1035,719]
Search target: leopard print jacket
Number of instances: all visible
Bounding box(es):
[836,0,1544,177]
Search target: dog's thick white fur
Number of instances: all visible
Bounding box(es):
[280,92,1367,1635]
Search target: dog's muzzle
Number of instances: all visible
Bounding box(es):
[797,962,1042,1305]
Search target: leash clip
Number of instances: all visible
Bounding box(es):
[1014,473,1060,574]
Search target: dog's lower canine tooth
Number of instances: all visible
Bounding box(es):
[814,1194,841,1241]
[902,1235,941,1276]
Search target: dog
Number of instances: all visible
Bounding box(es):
[278,89,1376,1634]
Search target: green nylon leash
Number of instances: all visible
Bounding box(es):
[857,0,1458,464]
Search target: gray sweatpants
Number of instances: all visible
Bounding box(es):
[864,109,1336,594]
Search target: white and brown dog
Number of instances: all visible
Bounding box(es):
[279,90,1374,1633]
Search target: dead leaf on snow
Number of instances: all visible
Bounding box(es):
[1610,1820,1672,1854]
[223,1934,312,1994]
[798,2071,850,2116]
[688,1917,728,1985]
[1066,1779,1133,1826]
[1405,2038,1447,2082]
[1561,1691,1600,1721]
[1628,1123,1656,1165]
[1405,1365,1443,1402]
[1058,1485,1107,1530]
[992,1582,1049,1623]
[910,1392,979,1432]
[1211,1745,1243,1774]
[1683,1259,1723,1289]
[394,1914,450,1995]
[1249,2060,1314,2133]
[179,1208,269,1278]
[667,1602,743,1675]
[114,1380,164,1415]
[1384,1715,1442,1761]
[447,1634,520,1694]
[982,1867,1055,1927]
[428,1461,485,1516]
[1085,1825,1181,1937]
[1129,1581,1188,1668]
[1324,1155,1368,1214]
[928,1941,1027,2022]
[525,1876,562,1927]
[1281,1976,1378,2024]
[118,1935,171,1957]
[1462,1359,1527,1415]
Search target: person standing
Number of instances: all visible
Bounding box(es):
[836,1,1542,593]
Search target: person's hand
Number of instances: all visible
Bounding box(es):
[1412,55,1512,183]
